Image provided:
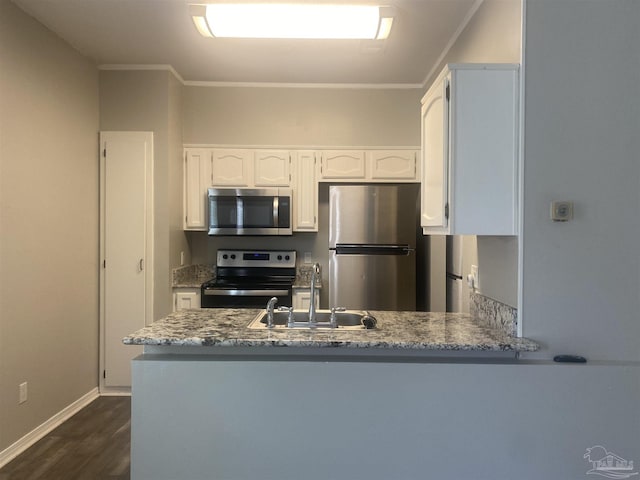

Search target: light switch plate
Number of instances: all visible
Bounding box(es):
[551,201,573,222]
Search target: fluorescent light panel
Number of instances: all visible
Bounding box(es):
[192,3,393,40]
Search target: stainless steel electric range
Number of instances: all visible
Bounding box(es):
[200,249,296,308]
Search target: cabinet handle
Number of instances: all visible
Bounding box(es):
[139,258,144,271]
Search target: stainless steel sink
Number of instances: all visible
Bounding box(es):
[247,309,376,330]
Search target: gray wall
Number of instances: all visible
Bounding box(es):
[99,69,185,320]
[183,86,421,147]
[521,0,640,362]
[0,1,99,452]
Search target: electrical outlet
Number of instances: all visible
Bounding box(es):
[304,252,312,264]
[19,382,27,404]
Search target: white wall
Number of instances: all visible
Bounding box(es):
[0,1,99,452]
[521,0,640,362]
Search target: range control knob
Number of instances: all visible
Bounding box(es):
[277,255,283,260]
[222,254,228,260]
[230,254,236,259]
[285,255,290,261]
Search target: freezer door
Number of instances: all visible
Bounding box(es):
[329,251,416,311]
[329,185,419,247]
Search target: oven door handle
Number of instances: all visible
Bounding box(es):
[203,289,290,296]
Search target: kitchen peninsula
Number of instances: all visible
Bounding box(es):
[124,308,538,353]
[125,308,539,480]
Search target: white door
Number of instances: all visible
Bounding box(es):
[100,131,153,389]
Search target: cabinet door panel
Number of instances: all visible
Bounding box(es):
[254,150,290,186]
[320,151,366,179]
[293,151,318,231]
[184,149,211,230]
[421,78,448,229]
[369,150,416,180]
[212,149,251,186]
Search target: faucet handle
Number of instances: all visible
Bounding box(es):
[286,307,295,328]
[330,307,346,328]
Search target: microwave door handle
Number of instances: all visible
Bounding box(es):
[237,197,244,228]
[273,195,279,227]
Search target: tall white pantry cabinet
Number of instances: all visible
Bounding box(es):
[421,64,519,235]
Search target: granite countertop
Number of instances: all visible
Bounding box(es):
[123,308,539,352]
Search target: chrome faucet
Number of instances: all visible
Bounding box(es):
[308,263,321,324]
[266,296,278,328]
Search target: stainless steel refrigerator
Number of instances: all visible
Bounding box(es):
[329,185,418,311]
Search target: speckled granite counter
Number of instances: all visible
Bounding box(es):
[123,308,538,352]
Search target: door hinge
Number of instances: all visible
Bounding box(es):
[103,259,106,268]
[103,147,107,158]
[445,83,450,101]
[444,203,450,219]
[103,370,106,379]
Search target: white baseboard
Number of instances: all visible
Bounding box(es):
[0,387,100,469]
[99,387,131,396]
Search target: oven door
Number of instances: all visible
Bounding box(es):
[208,188,291,235]
[201,286,292,308]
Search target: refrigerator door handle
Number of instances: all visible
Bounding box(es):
[333,244,414,255]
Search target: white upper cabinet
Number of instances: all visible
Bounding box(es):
[421,64,519,235]
[292,150,318,231]
[318,149,420,182]
[211,149,252,186]
[184,148,211,231]
[369,150,418,180]
[254,150,291,186]
[319,150,366,179]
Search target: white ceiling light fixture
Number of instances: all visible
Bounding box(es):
[190,3,395,40]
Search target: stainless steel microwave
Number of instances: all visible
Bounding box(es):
[207,188,292,236]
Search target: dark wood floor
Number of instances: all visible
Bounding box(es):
[0,396,131,480]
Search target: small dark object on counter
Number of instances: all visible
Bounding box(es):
[553,354,587,363]
[362,315,377,329]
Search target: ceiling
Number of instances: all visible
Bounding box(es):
[12,0,479,86]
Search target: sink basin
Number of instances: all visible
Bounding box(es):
[247,309,376,330]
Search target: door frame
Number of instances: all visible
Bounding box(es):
[99,131,154,395]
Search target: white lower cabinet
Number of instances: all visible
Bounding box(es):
[174,288,201,311]
[292,289,320,310]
